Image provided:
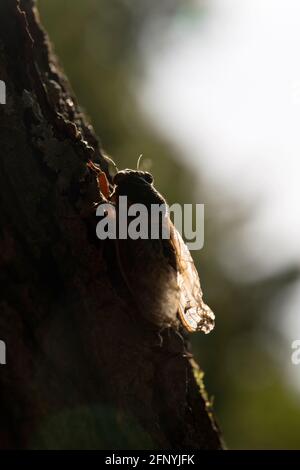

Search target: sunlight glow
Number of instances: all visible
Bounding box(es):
[140,0,300,279]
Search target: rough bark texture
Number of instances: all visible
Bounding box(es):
[0,0,222,449]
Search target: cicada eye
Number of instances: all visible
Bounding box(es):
[143,172,153,184]
[113,172,126,185]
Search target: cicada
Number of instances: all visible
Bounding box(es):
[87,159,215,334]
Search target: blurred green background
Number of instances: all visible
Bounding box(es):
[38,0,300,449]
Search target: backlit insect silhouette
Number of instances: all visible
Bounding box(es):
[87,157,215,334]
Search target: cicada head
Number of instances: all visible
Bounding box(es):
[113,169,153,186]
[112,170,166,207]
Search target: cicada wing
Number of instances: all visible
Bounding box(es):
[170,224,215,333]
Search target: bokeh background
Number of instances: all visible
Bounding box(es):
[38,0,300,449]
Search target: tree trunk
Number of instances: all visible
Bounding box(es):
[0,0,222,450]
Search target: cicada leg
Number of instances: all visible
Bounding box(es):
[87,160,111,200]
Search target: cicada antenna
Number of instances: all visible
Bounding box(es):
[104,154,119,173]
[136,154,143,170]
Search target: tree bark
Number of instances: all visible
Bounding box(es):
[0,0,222,450]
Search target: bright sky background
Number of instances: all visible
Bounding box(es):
[139,0,300,382]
